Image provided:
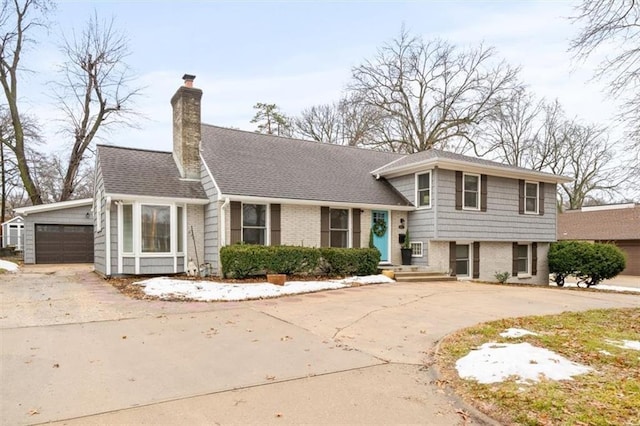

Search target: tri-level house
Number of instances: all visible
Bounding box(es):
[91,75,570,284]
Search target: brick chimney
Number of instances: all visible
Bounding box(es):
[171,74,202,179]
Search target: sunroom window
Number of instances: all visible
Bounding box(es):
[122,204,133,253]
[243,204,266,245]
[141,205,171,253]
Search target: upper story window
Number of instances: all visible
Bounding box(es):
[242,204,267,245]
[141,205,171,253]
[525,182,539,214]
[416,172,431,208]
[463,173,480,210]
[330,208,349,248]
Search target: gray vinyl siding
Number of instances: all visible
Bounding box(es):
[122,257,135,275]
[436,169,557,241]
[22,204,94,264]
[94,160,106,274]
[139,257,177,275]
[201,163,219,272]
[388,174,435,266]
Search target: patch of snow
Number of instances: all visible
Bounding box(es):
[0,260,19,272]
[551,282,640,293]
[605,339,640,351]
[599,350,613,356]
[134,275,393,302]
[455,342,592,384]
[340,274,395,285]
[500,328,539,338]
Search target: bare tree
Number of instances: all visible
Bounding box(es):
[53,12,140,201]
[348,28,520,153]
[0,0,51,205]
[570,0,640,145]
[250,102,292,136]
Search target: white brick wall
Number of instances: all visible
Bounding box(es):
[359,209,372,248]
[428,240,450,273]
[478,241,549,285]
[281,204,321,247]
[187,205,205,266]
[390,210,408,265]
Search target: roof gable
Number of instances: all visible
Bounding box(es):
[200,125,411,207]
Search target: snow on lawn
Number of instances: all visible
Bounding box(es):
[456,342,592,384]
[134,274,395,302]
[551,282,640,293]
[605,339,640,351]
[0,260,19,272]
[500,328,539,338]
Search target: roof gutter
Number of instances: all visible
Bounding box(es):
[218,193,415,211]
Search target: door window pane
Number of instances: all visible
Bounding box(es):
[141,205,171,253]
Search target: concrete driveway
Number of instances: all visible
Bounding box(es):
[1,266,638,425]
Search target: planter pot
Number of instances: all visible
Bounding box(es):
[267,274,286,286]
[401,248,412,265]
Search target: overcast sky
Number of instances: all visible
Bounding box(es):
[19,0,616,155]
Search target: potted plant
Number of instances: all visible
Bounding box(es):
[401,229,412,265]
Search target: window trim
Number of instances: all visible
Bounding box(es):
[121,203,134,255]
[455,243,471,277]
[241,203,269,245]
[329,207,351,248]
[140,204,172,254]
[410,241,423,258]
[462,173,481,211]
[415,171,432,209]
[524,181,539,214]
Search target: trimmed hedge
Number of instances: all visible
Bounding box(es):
[220,244,380,279]
[548,241,626,287]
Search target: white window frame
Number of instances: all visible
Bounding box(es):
[329,207,351,248]
[121,203,134,255]
[241,203,269,246]
[415,171,432,209]
[524,182,539,214]
[410,241,423,257]
[463,173,481,211]
[516,243,531,276]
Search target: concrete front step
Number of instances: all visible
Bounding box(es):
[395,275,457,283]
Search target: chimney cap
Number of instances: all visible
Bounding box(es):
[182,74,196,81]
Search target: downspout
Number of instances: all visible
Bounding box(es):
[433,167,438,240]
[105,196,112,277]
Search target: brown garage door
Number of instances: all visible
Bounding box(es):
[616,240,640,276]
[35,224,94,263]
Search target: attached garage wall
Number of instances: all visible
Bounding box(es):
[613,240,640,276]
[23,204,94,264]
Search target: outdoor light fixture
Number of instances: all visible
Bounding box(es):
[399,218,405,229]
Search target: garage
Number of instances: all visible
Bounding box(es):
[615,241,640,276]
[35,224,94,263]
[14,198,94,265]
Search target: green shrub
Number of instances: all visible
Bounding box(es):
[548,241,626,287]
[220,245,380,279]
[494,271,510,284]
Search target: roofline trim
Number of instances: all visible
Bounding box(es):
[14,198,93,216]
[200,152,221,195]
[1,216,23,225]
[376,157,573,183]
[220,194,415,211]
[105,193,210,205]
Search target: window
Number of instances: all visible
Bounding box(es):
[410,241,423,257]
[455,244,470,276]
[122,204,133,253]
[525,182,539,214]
[330,208,349,248]
[141,205,171,253]
[463,173,480,210]
[177,206,184,253]
[516,244,529,274]
[416,172,431,208]
[242,204,266,245]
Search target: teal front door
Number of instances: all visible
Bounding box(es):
[372,210,389,262]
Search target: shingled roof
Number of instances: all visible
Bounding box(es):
[97,145,207,200]
[200,125,411,207]
[372,148,570,183]
[557,205,640,241]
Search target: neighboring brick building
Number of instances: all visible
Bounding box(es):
[558,204,640,276]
